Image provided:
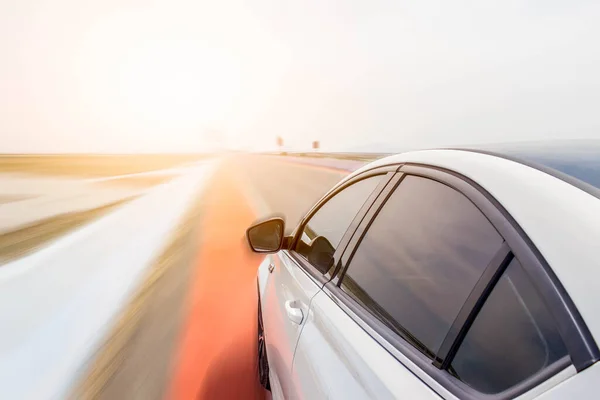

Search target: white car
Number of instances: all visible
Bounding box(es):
[246,144,600,400]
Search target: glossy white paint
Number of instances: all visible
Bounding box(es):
[515,366,576,400]
[259,250,322,399]
[292,290,443,400]
[257,150,600,399]
[535,362,600,399]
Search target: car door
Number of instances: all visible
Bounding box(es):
[292,169,589,400]
[291,173,510,399]
[261,172,390,399]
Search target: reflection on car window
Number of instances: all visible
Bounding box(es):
[295,175,384,274]
[451,258,568,394]
[341,176,503,356]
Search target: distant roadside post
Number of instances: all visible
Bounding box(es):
[276,136,285,155]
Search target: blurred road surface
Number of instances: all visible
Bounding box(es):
[73,155,350,400]
[237,155,349,230]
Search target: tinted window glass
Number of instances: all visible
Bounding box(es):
[341,176,503,356]
[451,258,568,394]
[295,175,384,273]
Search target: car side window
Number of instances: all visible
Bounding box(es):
[450,257,569,394]
[340,175,504,356]
[295,175,384,274]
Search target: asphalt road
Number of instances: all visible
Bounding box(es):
[73,156,349,400]
[235,155,348,232]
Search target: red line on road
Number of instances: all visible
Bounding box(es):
[166,165,265,400]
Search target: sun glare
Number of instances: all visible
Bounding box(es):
[76,11,244,143]
[117,41,241,129]
[74,8,288,151]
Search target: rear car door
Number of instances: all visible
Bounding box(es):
[261,172,390,398]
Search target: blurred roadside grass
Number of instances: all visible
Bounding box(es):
[70,183,205,400]
[0,199,132,265]
[96,175,174,188]
[0,153,210,263]
[0,154,209,177]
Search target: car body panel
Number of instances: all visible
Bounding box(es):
[514,366,576,400]
[258,250,322,399]
[291,289,444,400]
[256,149,600,399]
[534,362,598,399]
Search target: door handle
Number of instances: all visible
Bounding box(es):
[284,300,304,325]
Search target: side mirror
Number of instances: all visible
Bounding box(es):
[246,217,285,253]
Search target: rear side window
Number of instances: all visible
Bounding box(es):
[295,175,384,273]
[451,258,569,394]
[341,176,503,355]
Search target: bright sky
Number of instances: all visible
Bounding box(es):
[1,0,599,153]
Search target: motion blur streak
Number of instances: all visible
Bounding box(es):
[167,163,265,400]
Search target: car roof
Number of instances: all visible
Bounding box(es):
[348,148,600,341]
[457,140,600,199]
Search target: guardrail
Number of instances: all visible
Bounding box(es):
[278,156,368,172]
[262,151,391,173]
[0,162,214,400]
[262,151,390,161]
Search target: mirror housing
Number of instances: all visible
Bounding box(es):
[246,217,285,253]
